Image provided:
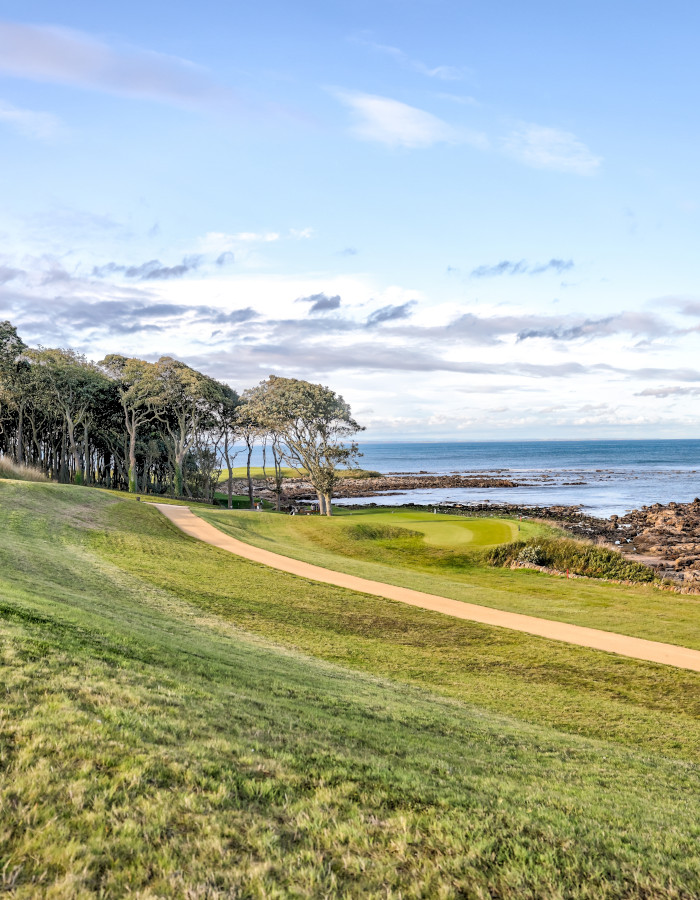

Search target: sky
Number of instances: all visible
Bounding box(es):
[1,0,699,440]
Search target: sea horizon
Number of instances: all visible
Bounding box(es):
[322,439,700,518]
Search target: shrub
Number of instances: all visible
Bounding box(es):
[0,456,48,483]
[517,544,550,566]
[485,537,656,583]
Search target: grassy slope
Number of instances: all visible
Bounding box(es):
[195,507,700,650]
[1,482,700,897]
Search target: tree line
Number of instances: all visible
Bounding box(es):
[0,320,363,515]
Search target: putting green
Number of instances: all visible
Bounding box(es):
[336,509,525,548]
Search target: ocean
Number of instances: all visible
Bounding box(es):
[334,439,700,518]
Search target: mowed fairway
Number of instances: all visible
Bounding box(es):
[2,482,700,898]
[197,506,700,650]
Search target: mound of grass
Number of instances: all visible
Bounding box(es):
[337,468,382,479]
[2,481,700,897]
[0,456,47,482]
[486,537,657,583]
[346,522,423,541]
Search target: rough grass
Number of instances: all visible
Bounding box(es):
[0,456,47,482]
[486,537,657,583]
[219,466,381,480]
[2,482,700,897]
[196,507,700,650]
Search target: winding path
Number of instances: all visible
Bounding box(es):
[154,504,700,673]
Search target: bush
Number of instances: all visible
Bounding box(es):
[517,544,550,566]
[0,456,48,483]
[485,537,656,583]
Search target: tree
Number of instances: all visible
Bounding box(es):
[235,400,263,510]
[100,355,161,493]
[153,357,222,497]
[210,383,240,509]
[243,376,363,516]
[260,431,286,512]
[31,348,109,484]
[0,322,28,463]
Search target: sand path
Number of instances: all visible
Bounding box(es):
[154,504,700,673]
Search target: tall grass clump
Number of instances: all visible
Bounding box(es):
[485,537,657,583]
[0,456,47,482]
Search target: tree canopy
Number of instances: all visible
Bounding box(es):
[0,322,363,513]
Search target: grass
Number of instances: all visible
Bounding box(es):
[219,466,381,480]
[337,509,545,548]
[0,457,47,482]
[487,536,657,582]
[195,506,700,651]
[2,481,700,897]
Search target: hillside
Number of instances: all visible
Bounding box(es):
[1,481,699,898]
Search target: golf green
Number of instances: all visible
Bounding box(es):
[336,508,525,547]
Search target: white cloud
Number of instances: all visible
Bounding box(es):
[233,232,280,242]
[504,123,602,175]
[336,91,485,149]
[0,99,62,140]
[0,21,231,111]
[198,231,280,255]
[356,38,469,81]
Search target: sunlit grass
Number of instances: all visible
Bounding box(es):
[196,506,700,650]
[0,456,47,482]
[1,481,699,897]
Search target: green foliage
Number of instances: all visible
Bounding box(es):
[486,537,657,582]
[242,375,364,513]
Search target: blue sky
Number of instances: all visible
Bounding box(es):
[1,1,699,439]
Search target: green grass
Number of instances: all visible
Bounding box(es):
[219,466,381,480]
[2,481,700,897]
[195,506,700,651]
[338,509,544,548]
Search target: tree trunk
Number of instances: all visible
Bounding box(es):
[59,422,68,484]
[83,422,90,485]
[324,493,333,516]
[65,415,82,484]
[127,415,138,493]
[317,492,326,515]
[174,451,184,497]
[246,442,254,509]
[16,405,24,465]
[223,446,233,509]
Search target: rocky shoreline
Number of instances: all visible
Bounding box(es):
[285,473,519,499]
